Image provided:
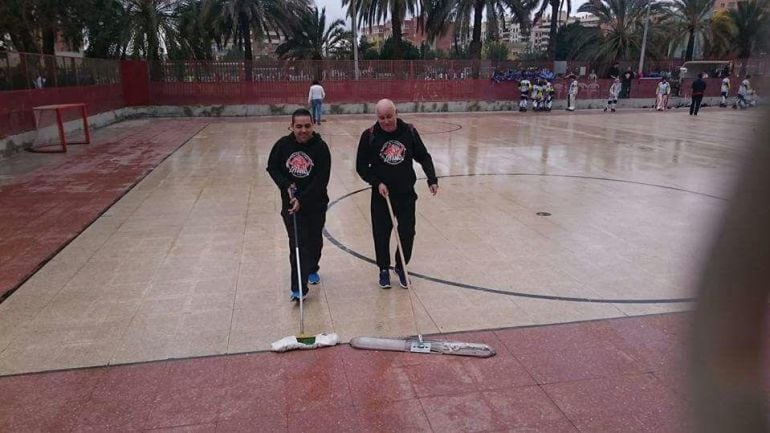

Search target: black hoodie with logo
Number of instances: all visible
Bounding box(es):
[356,118,438,196]
[266,132,331,212]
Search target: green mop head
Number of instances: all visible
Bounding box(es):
[271,332,339,352]
[296,334,316,345]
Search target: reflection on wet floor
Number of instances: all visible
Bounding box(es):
[0,109,761,375]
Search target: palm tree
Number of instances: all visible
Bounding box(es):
[81,0,132,58]
[553,21,604,60]
[0,0,43,53]
[0,0,89,54]
[343,0,423,60]
[702,10,734,58]
[728,0,769,61]
[118,0,188,81]
[577,0,665,62]
[424,0,532,62]
[123,0,181,61]
[173,0,222,60]
[666,0,714,60]
[209,0,311,80]
[276,7,349,60]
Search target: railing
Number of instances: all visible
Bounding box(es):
[153,59,701,83]
[157,60,521,82]
[2,52,768,140]
[0,54,765,89]
[0,51,121,91]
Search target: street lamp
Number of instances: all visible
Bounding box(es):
[351,0,360,80]
[638,0,652,76]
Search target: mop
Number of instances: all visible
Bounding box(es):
[271,196,338,352]
[350,195,495,358]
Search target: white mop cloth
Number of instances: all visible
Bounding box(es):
[271,333,340,352]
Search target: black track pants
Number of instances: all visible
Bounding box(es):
[371,192,416,271]
[282,209,326,293]
[690,95,703,115]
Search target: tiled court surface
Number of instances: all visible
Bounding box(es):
[0,119,211,299]
[0,108,767,431]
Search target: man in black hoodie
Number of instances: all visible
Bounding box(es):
[267,108,331,301]
[356,99,439,289]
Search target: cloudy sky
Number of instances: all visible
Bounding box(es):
[314,0,349,24]
[312,0,588,26]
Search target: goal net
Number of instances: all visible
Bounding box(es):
[30,104,91,153]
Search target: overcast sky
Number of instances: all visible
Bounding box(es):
[314,0,349,24]
[313,0,588,26]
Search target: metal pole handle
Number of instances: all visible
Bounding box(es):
[385,195,421,341]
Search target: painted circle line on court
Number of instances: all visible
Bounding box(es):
[324,173,726,304]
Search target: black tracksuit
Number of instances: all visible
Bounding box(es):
[690,78,707,115]
[356,119,438,271]
[267,132,331,294]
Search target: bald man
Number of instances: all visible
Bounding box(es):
[356,99,439,289]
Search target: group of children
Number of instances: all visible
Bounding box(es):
[721,75,756,109]
[645,75,756,111]
[518,75,590,112]
[516,74,757,113]
[517,78,556,112]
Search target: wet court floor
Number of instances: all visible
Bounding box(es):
[0,108,766,432]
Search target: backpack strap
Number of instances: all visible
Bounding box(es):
[368,125,376,146]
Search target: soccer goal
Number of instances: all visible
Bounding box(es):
[30,103,91,153]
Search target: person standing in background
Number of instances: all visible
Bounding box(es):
[656,77,671,111]
[308,80,326,125]
[518,78,531,112]
[566,75,579,111]
[720,77,731,107]
[690,73,707,116]
[621,68,633,98]
[734,75,753,109]
[605,78,622,112]
[34,74,46,89]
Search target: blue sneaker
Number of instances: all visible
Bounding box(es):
[308,272,320,285]
[290,290,308,302]
[394,267,409,288]
[378,269,391,289]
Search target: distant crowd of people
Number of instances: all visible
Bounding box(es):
[512,72,757,115]
[498,60,758,115]
[492,67,556,84]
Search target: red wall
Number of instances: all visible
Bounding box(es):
[121,61,150,106]
[150,77,767,106]
[2,60,767,140]
[0,84,124,139]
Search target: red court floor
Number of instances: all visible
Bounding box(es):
[0,314,693,432]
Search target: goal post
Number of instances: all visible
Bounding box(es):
[30,103,91,153]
